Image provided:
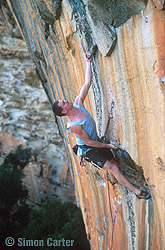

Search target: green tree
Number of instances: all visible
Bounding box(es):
[22,198,90,250]
[0,145,32,249]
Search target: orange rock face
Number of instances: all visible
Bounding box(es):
[5,0,164,249]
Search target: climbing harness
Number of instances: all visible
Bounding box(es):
[72,144,103,169]
[72,144,93,167]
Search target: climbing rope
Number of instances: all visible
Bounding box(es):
[107,172,117,250]
[107,171,113,221]
[112,210,117,227]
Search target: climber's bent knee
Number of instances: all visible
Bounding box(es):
[103,159,119,174]
[85,148,114,169]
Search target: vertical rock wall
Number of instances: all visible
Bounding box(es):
[4,0,165,249]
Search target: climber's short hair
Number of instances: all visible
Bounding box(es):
[52,100,65,117]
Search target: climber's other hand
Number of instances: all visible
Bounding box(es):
[108,143,118,149]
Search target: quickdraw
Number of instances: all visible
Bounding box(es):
[101,100,115,143]
[80,156,86,167]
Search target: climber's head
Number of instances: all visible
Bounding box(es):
[52,100,73,117]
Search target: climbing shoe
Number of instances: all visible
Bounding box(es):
[136,190,151,200]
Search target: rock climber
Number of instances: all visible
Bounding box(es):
[52,55,151,200]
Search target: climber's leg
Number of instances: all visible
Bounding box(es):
[85,148,151,199]
[103,159,140,195]
[85,148,138,192]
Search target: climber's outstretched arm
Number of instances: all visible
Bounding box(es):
[74,57,92,105]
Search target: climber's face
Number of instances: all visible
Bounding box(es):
[58,100,73,115]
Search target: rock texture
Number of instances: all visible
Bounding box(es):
[2,0,165,249]
[0,15,75,205]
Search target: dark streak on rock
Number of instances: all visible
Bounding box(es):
[124,188,136,250]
